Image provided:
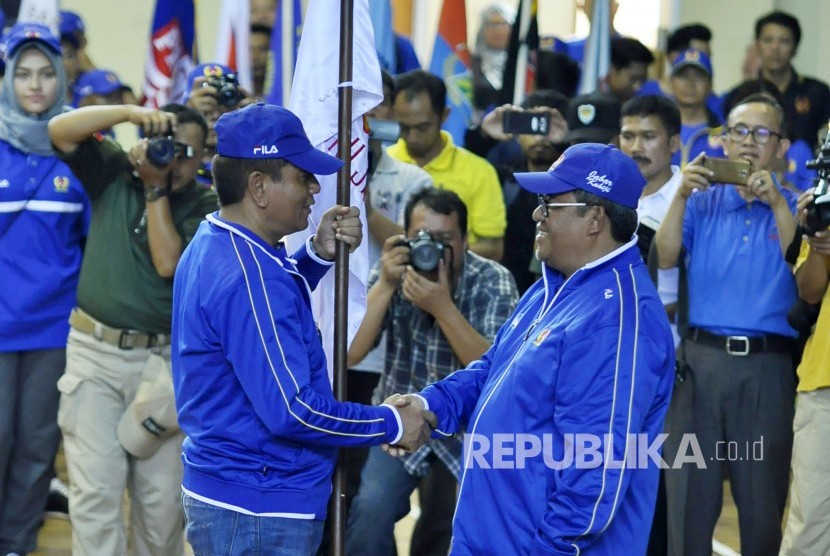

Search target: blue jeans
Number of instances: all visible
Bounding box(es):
[182,493,324,556]
[345,446,422,556]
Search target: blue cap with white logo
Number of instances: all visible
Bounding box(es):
[513,143,646,209]
[3,22,61,58]
[671,49,712,77]
[215,103,344,175]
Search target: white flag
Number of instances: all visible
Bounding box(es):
[286,0,382,382]
[579,0,611,95]
[17,0,59,34]
[215,0,252,90]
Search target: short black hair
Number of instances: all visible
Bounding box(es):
[755,10,801,48]
[251,23,272,38]
[621,95,681,138]
[159,103,208,143]
[393,70,446,117]
[573,190,638,243]
[404,188,467,237]
[535,51,581,99]
[611,37,654,70]
[521,88,568,113]
[729,92,787,132]
[666,23,712,54]
[211,156,287,206]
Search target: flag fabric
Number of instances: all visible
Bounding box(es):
[141,0,197,108]
[579,0,611,95]
[285,0,381,381]
[369,0,396,73]
[262,0,303,107]
[215,0,251,90]
[500,0,539,105]
[429,0,473,146]
[16,0,59,34]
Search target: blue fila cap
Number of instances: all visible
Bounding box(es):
[215,103,343,175]
[514,143,646,209]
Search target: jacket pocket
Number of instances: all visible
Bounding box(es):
[57,373,85,436]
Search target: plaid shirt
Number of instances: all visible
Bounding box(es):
[370,250,519,478]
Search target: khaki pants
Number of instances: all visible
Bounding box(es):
[780,389,830,556]
[58,327,184,556]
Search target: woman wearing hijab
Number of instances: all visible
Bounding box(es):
[471,3,515,116]
[0,23,89,556]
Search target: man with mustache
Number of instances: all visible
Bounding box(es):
[655,94,799,555]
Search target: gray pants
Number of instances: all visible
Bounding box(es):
[664,340,795,556]
[58,328,184,556]
[0,348,65,555]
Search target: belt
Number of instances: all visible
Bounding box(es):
[688,328,793,356]
[69,308,170,350]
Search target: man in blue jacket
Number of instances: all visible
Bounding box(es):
[171,103,435,555]
[387,143,676,555]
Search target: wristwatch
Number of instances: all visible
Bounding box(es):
[144,186,168,202]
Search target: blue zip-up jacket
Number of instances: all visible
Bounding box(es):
[420,239,675,555]
[171,214,403,518]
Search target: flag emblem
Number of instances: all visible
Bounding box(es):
[578,104,596,125]
[533,327,551,346]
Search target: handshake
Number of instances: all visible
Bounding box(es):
[383,393,437,457]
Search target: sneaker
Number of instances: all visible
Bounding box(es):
[44,477,69,520]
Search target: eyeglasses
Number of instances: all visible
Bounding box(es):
[537,195,589,218]
[724,125,782,145]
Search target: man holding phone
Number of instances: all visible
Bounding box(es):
[655,93,798,555]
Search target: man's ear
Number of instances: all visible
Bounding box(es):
[248,171,267,207]
[441,106,450,125]
[586,206,604,237]
[669,133,681,155]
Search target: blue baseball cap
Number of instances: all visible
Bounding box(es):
[3,22,61,58]
[60,11,85,36]
[182,62,234,102]
[514,143,646,209]
[215,103,344,175]
[74,69,124,99]
[671,49,712,77]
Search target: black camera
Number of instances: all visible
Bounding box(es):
[206,72,242,107]
[146,137,195,167]
[804,131,830,236]
[396,230,446,272]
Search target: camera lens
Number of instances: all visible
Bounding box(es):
[146,137,176,167]
[217,85,242,107]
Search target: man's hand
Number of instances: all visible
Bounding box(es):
[800,188,830,255]
[796,188,815,229]
[382,394,437,457]
[312,205,362,260]
[401,258,452,318]
[125,106,177,137]
[481,103,520,141]
[746,170,784,207]
[379,235,410,288]
[185,76,221,117]
[128,138,173,188]
[678,153,713,199]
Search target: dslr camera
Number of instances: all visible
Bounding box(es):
[206,72,242,108]
[396,230,446,273]
[146,136,194,167]
[804,130,830,236]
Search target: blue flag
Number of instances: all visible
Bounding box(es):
[141,0,197,108]
[263,0,303,107]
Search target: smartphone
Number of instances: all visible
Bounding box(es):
[703,157,751,185]
[503,111,551,135]
[367,118,400,142]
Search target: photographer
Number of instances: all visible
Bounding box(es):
[655,94,798,555]
[780,187,830,555]
[345,189,518,556]
[47,103,217,555]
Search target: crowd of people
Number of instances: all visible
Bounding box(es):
[0,1,829,556]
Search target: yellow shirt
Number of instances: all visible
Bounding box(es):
[794,241,830,392]
[387,131,506,244]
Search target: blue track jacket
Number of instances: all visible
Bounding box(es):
[420,239,675,555]
[172,214,402,518]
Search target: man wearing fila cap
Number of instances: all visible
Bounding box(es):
[171,103,435,555]
[384,143,675,555]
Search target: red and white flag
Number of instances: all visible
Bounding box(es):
[214,0,252,90]
[141,0,197,108]
[285,0,382,381]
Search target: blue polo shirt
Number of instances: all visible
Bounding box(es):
[682,181,797,337]
[0,140,90,351]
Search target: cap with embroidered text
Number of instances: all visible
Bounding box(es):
[215,103,344,175]
[514,143,646,209]
[3,22,61,58]
[671,49,712,77]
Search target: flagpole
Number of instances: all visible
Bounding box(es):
[331,0,354,554]
[513,0,532,105]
